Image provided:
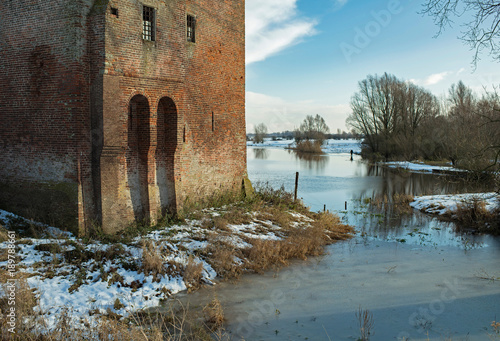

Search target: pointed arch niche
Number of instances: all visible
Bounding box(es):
[127,94,151,222]
[156,96,178,213]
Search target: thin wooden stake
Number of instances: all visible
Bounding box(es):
[294,172,299,202]
[345,201,347,210]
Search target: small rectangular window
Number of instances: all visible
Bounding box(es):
[187,15,196,43]
[211,112,215,132]
[143,6,156,41]
[111,7,119,17]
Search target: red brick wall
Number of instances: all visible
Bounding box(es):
[99,0,246,232]
[0,0,98,233]
[0,0,246,234]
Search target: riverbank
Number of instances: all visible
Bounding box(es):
[411,192,500,234]
[0,187,353,339]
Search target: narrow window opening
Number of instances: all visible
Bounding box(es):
[111,7,119,17]
[211,112,215,132]
[143,5,156,41]
[187,15,196,43]
[183,126,186,143]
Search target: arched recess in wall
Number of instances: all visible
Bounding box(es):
[127,94,151,222]
[156,96,178,213]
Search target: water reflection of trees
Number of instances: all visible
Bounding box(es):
[350,162,494,246]
[252,148,270,160]
[362,164,492,199]
[288,150,329,171]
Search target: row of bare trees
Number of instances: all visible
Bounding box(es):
[347,73,500,173]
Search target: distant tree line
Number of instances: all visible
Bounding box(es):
[346,73,500,173]
[250,121,357,143]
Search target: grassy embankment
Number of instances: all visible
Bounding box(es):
[0,185,354,340]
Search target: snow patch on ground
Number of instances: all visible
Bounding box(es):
[411,192,499,216]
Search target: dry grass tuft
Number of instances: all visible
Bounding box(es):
[356,306,374,341]
[311,211,355,241]
[203,297,224,331]
[142,241,165,280]
[213,217,230,232]
[183,256,204,291]
[455,197,494,224]
[256,206,294,229]
[370,192,414,214]
[294,140,324,154]
[0,278,39,339]
[244,211,353,273]
[203,236,242,280]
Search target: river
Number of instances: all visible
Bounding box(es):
[180,146,500,340]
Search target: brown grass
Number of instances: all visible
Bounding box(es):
[244,211,354,273]
[370,193,414,214]
[294,140,324,154]
[454,197,498,233]
[203,236,243,280]
[183,256,204,291]
[0,278,39,340]
[142,241,165,281]
[203,297,224,331]
[256,205,294,228]
[213,217,230,232]
[0,281,230,341]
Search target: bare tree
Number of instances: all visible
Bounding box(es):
[294,114,330,144]
[253,123,268,144]
[347,73,439,159]
[421,0,500,66]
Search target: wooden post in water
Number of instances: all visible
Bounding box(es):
[294,172,299,202]
[345,201,347,210]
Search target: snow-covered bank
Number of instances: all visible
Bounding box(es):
[411,192,499,216]
[0,201,352,333]
[247,138,362,154]
[383,161,459,174]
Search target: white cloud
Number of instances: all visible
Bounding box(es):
[409,71,452,86]
[246,0,317,64]
[423,71,451,85]
[246,91,350,133]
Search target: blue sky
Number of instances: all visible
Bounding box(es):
[245,0,500,133]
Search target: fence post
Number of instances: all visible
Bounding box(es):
[294,172,299,202]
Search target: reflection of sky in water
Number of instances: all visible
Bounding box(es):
[247,147,497,249]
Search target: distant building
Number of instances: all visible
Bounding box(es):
[0,0,246,234]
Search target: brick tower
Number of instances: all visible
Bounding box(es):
[0,0,246,234]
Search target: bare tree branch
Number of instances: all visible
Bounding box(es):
[421,0,500,67]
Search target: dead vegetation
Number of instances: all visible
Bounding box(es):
[0,295,231,341]
[453,197,499,234]
[420,195,500,235]
[203,297,224,331]
[183,256,204,291]
[142,241,166,281]
[356,306,374,341]
[368,192,415,215]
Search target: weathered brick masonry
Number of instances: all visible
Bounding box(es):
[0,0,246,234]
